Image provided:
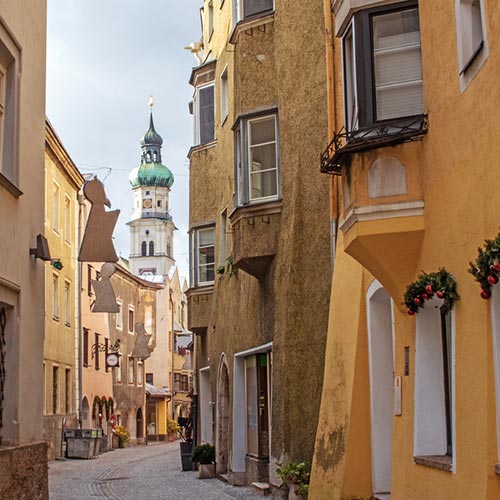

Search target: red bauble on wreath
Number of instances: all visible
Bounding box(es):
[404,268,459,315]
[469,231,500,300]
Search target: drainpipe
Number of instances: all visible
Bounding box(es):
[324,0,340,275]
[76,193,84,427]
[170,289,175,420]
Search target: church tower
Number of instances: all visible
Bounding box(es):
[128,102,175,277]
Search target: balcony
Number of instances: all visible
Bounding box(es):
[229,201,281,280]
[320,115,428,175]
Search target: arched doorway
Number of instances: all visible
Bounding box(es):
[136,407,144,439]
[366,281,394,497]
[216,356,230,474]
[81,396,90,428]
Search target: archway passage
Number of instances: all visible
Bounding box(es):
[367,283,394,497]
[216,360,230,474]
[81,396,90,428]
[136,407,144,439]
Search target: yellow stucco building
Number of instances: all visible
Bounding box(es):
[43,120,84,460]
[311,1,500,499]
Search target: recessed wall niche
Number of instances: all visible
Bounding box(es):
[368,157,407,198]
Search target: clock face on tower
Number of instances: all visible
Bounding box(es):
[143,199,152,209]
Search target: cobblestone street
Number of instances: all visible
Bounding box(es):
[48,441,263,500]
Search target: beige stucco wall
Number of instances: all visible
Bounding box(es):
[0,1,48,498]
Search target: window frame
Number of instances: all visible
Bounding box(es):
[191,224,216,287]
[234,111,280,206]
[220,65,229,126]
[63,195,71,244]
[341,1,424,132]
[52,273,60,321]
[116,299,123,330]
[64,279,71,327]
[0,20,21,196]
[128,306,135,334]
[194,82,215,146]
[233,0,274,24]
[52,181,60,234]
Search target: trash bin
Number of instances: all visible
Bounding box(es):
[65,429,99,459]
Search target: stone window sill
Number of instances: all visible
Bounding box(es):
[414,455,452,472]
[188,140,217,159]
[0,173,22,198]
[229,12,274,44]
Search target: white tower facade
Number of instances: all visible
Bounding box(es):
[128,110,176,277]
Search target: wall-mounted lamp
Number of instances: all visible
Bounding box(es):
[29,234,51,261]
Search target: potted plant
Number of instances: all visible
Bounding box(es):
[113,425,130,448]
[167,419,180,441]
[191,443,216,479]
[276,461,310,499]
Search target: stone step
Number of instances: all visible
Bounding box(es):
[252,482,271,496]
[373,494,391,500]
[218,473,229,483]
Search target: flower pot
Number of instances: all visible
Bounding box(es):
[198,463,216,479]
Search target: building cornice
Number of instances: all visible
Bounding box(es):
[45,118,85,190]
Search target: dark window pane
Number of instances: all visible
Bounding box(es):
[200,86,214,144]
[244,0,273,18]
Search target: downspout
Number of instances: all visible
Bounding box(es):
[76,193,84,427]
[170,289,175,420]
[325,0,340,274]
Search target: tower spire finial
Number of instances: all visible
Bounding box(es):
[149,95,154,109]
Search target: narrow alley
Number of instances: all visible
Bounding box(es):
[48,441,263,500]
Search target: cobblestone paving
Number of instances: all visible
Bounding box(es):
[48,441,263,500]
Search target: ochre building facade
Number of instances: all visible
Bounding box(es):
[311,1,500,499]
[187,0,330,491]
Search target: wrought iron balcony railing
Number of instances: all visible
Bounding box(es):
[320,115,429,175]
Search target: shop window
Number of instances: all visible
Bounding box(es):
[245,353,270,458]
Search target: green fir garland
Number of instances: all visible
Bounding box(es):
[404,268,459,315]
[469,231,500,299]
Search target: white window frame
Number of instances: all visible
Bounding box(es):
[193,82,215,146]
[52,181,60,234]
[64,279,71,327]
[220,65,229,126]
[116,355,122,384]
[137,361,144,386]
[116,299,123,330]
[52,273,60,321]
[455,0,488,91]
[128,356,135,384]
[192,225,216,286]
[63,195,71,244]
[207,0,214,40]
[235,113,280,206]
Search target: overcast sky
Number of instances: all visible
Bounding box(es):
[46,0,201,282]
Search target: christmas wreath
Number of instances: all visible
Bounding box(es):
[469,231,500,299]
[404,268,459,315]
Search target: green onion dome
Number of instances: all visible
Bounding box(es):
[129,109,174,189]
[129,162,174,189]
